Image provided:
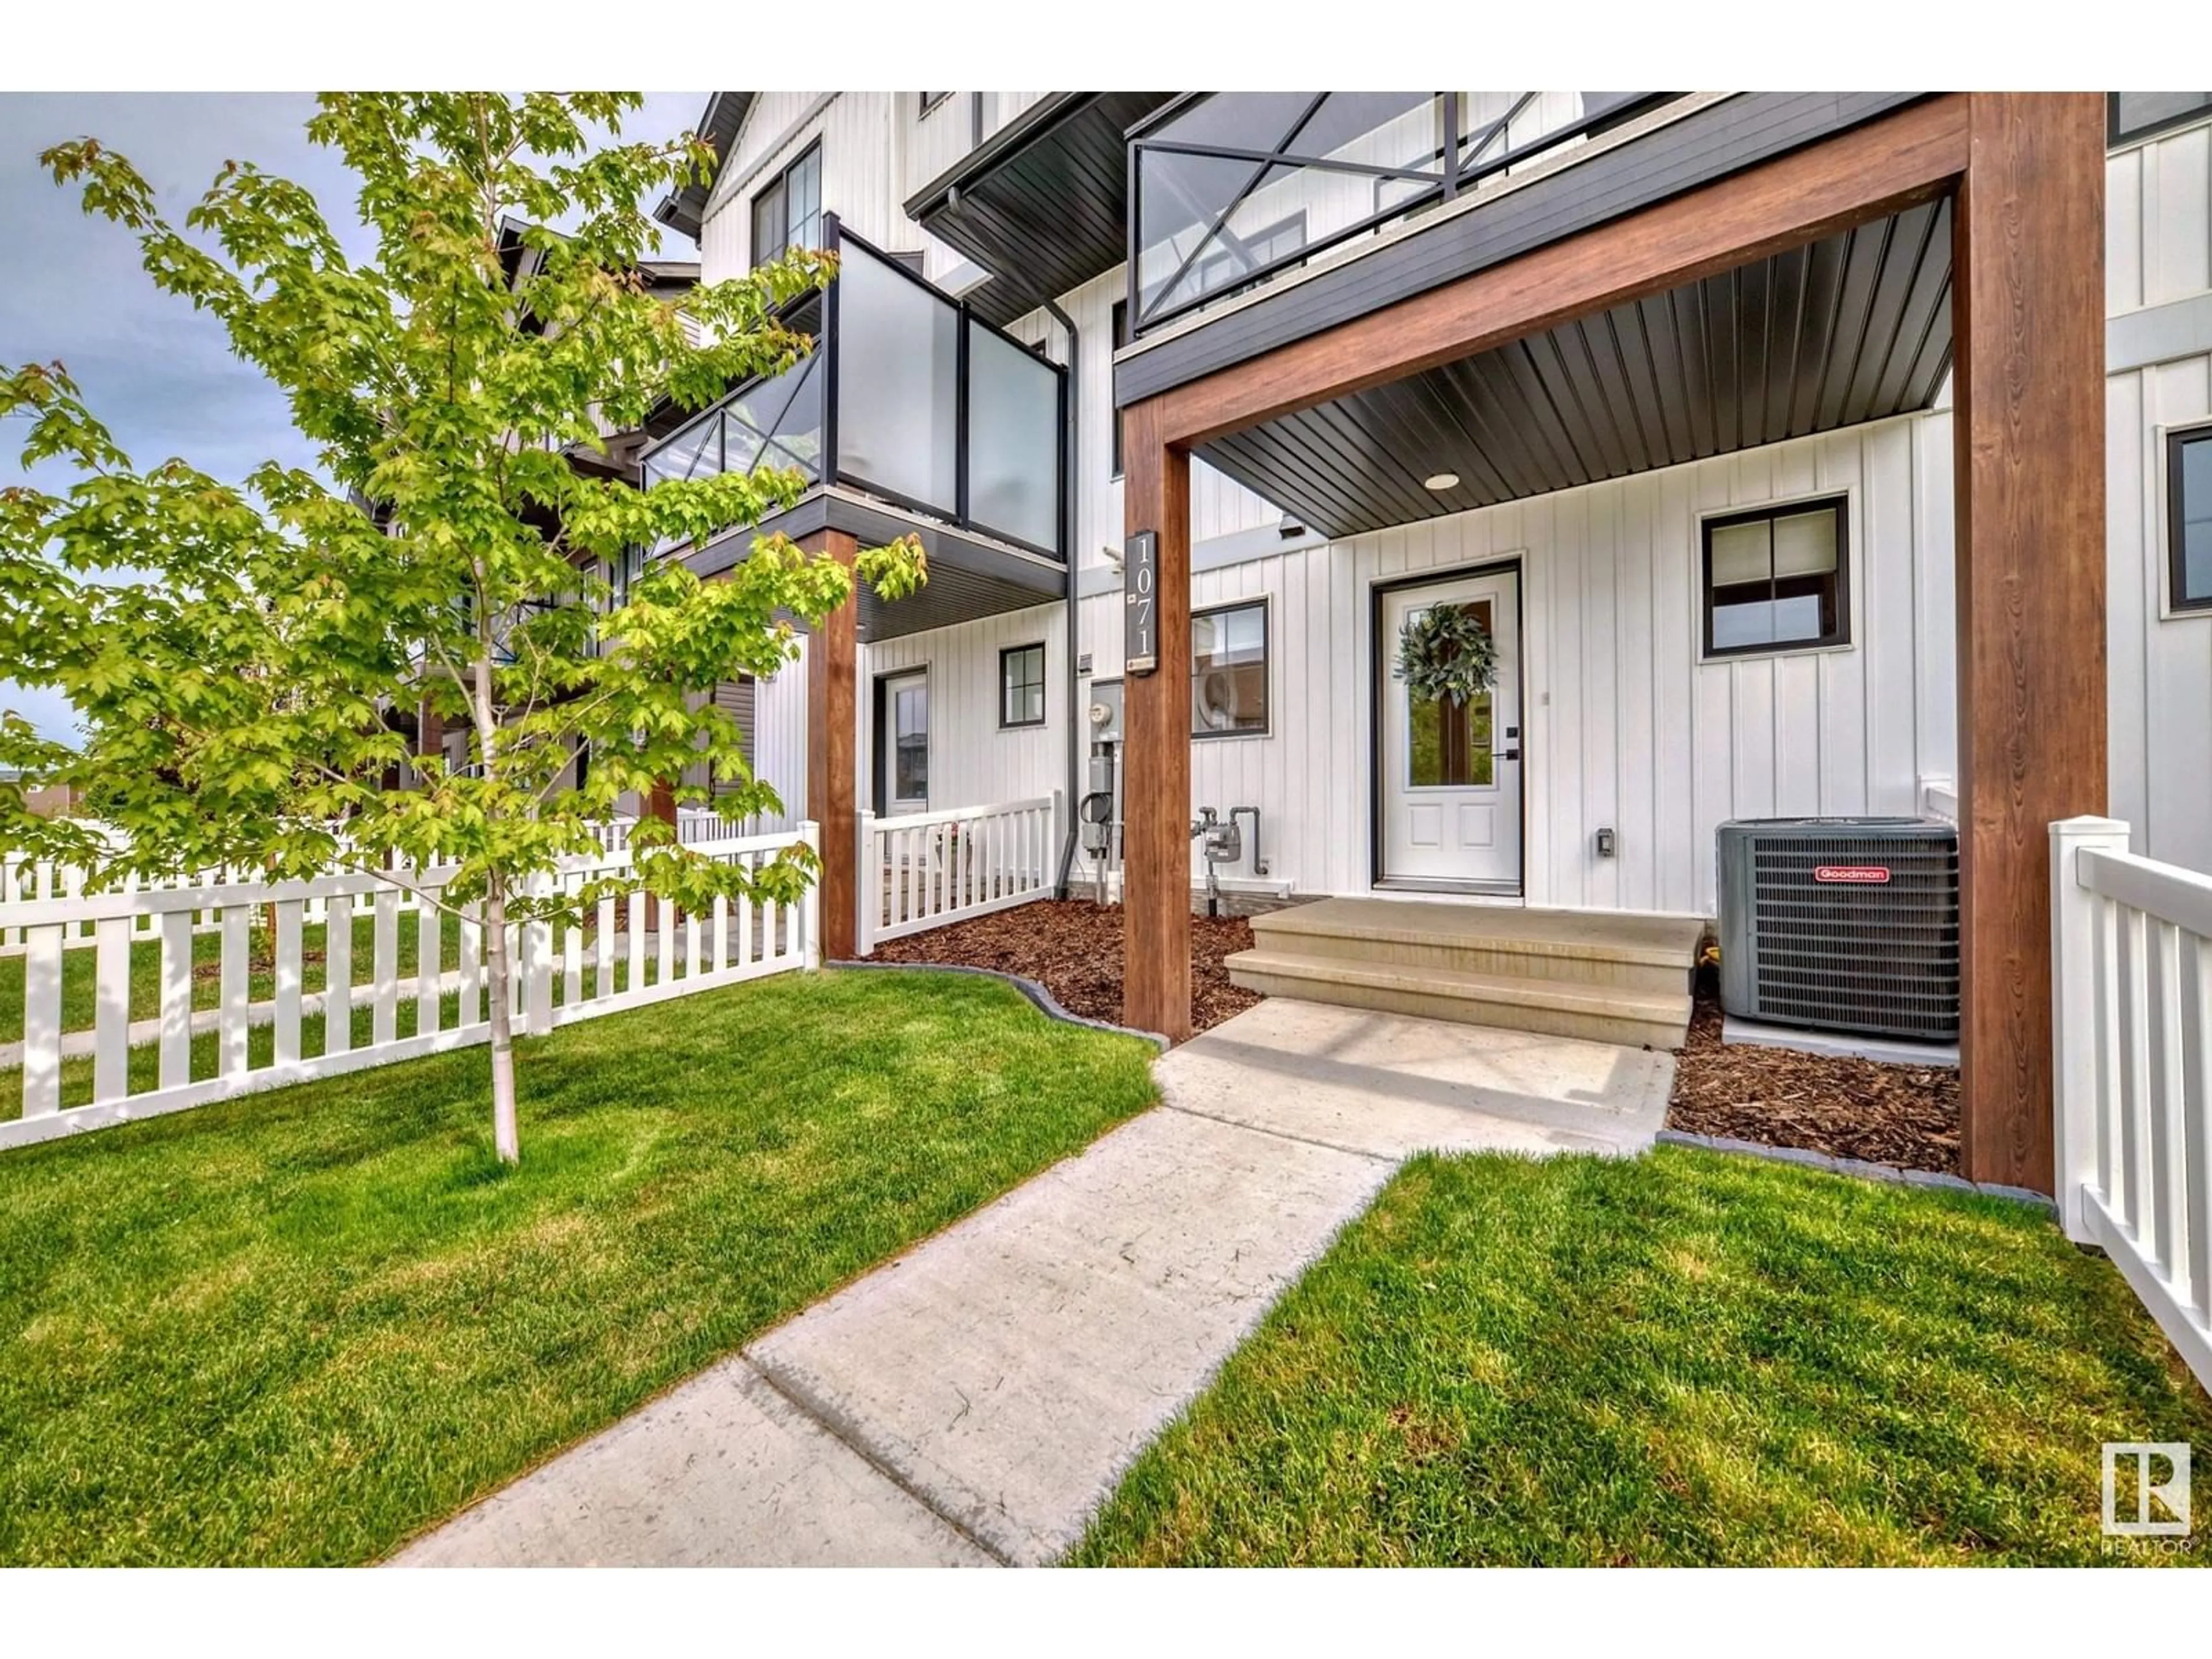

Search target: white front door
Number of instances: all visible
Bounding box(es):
[1379,570,1523,889]
[882,671,929,815]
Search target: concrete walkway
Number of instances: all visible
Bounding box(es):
[393,998,1673,1567]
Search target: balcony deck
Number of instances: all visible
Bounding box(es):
[637,222,1069,639]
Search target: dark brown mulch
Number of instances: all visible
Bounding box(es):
[1666,988,1961,1173]
[866,898,1260,1037]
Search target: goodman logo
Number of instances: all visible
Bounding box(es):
[1813,865,1891,884]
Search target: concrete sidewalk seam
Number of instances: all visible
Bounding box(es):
[737,1353,1017,1567]
[1157,1100,1400,1165]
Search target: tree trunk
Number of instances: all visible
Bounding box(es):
[484,871,520,1164]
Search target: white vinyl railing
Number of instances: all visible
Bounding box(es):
[0,824,819,1152]
[2050,816,2212,1394]
[855,793,1060,957]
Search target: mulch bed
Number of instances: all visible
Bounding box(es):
[1666,988,1961,1173]
[865,898,1260,1037]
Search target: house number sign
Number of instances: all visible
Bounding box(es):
[1124,531,1158,676]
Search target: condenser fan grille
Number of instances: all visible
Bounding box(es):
[1718,820,1960,1040]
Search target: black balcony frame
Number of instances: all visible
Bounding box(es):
[1125,92,1669,337]
[638,213,1069,566]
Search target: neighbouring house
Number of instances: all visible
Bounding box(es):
[0,771,84,819]
[633,90,2212,1196]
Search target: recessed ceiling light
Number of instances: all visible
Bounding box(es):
[1423,472,1461,491]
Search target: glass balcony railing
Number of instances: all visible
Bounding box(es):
[638,221,1066,562]
[1127,92,1666,336]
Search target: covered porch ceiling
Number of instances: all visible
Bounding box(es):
[1196,198,1955,540]
[905,92,1177,327]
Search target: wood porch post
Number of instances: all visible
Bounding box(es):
[416,698,443,772]
[804,527,861,961]
[645,778,679,930]
[1121,399,1193,1040]
[1952,93,2106,1191]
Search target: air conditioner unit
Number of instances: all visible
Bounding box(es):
[1716,817,1960,1042]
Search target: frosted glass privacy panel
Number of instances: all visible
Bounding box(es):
[966,323,1061,553]
[836,243,958,513]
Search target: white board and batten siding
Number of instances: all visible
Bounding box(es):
[859,609,1063,815]
[747,636,810,832]
[2107,112,2212,878]
[1078,413,1957,918]
[699,93,1057,294]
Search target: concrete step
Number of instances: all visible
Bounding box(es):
[1248,898,1702,996]
[1225,947,1692,1051]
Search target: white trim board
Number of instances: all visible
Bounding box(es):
[2109,292,2212,374]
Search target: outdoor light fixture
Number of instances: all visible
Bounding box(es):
[1424,472,1461,491]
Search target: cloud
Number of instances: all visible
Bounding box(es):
[1,91,710,752]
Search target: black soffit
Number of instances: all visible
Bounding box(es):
[1198,198,1956,541]
[906,92,1178,328]
[681,491,1066,643]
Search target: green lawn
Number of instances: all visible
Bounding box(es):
[1074,1147,2212,1567]
[0,968,1158,1566]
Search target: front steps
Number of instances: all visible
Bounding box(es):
[1227,898,1703,1050]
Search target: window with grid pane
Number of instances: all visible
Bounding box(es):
[751,143,823,269]
[1702,499,1849,658]
[999,643,1046,728]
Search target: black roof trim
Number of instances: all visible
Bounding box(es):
[654,92,759,244]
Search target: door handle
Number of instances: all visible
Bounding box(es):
[1502,748,1521,763]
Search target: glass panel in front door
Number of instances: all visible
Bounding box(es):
[1406,600,1493,788]
[894,682,929,802]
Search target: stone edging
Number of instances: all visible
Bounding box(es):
[1656,1128,2057,1214]
[827,960,1172,1053]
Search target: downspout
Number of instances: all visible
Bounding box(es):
[1044,295,1084,899]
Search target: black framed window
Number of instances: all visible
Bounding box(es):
[919,92,952,117]
[2172,426,2212,613]
[1192,601,1268,737]
[751,142,823,270]
[2109,93,2212,147]
[999,643,1046,728]
[1702,498,1850,658]
[1109,299,1128,480]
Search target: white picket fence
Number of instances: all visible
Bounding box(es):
[855,793,1060,956]
[4,810,760,953]
[2050,816,2212,1394]
[0,824,820,1152]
